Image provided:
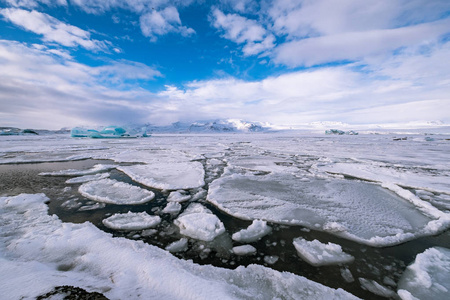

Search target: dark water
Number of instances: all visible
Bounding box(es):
[1,159,448,300]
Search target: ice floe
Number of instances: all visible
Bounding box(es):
[293,238,354,266]
[118,162,205,190]
[165,238,189,253]
[232,245,257,256]
[174,204,226,241]
[208,172,443,246]
[162,202,182,214]
[0,193,359,299]
[40,164,117,176]
[79,178,155,204]
[102,212,161,230]
[65,173,110,184]
[167,191,191,202]
[232,220,272,243]
[397,247,450,300]
[358,278,396,298]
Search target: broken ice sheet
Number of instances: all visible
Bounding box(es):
[79,178,155,205]
[207,172,437,246]
[118,162,205,190]
[102,212,161,230]
[293,238,354,267]
[174,204,225,242]
[397,247,450,300]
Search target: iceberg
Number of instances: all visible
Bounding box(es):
[232,220,272,243]
[102,212,161,230]
[79,178,155,205]
[70,126,147,138]
[397,247,450,300]
[293,238,354,267]
[174,204,226,241]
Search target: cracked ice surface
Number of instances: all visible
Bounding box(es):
[118,162,205,190]
[207,172,441,246]
[0,194,359,300]
[79,178,155,204]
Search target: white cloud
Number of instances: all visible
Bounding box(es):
[139,6,195,41]
[0,8,108,51]
[211,8,275,56]
[274,18,450,67]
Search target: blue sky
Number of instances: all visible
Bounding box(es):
[0,0,449,129]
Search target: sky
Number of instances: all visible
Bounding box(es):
[0,0,449,129]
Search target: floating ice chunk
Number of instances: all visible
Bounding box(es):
[40,164,117,176]
[397,247,450,300]
[264,255,279,265]
[359,278,396,298]
[207,172,439,246]
[0,193,360,300]
[118,162,205,190]
[174,204,225,241]
[232,245,256,256]
[232,220,272,243]
[162,202,182,214]
[65,173,110,184]
[167,191,191,202]
[79,179,155,205]
[165,238,188,253]
[340,268,355,283]
[293,238,354,266]
[102,212,161,230]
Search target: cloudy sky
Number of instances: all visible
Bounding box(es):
[0,0,449,129]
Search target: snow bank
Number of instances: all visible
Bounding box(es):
[397,247,450,300]
[174,204,226,241]
[118,162,205,190]
[293,238,354,266]
[40,164,117,176]
[0,193,359,300]
[207,172,438,246]
[79,178,155,204]
[102,212,161,230]
[65,173,110,184]
[232,220,272,243]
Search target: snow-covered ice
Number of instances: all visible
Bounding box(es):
[232,220,272,243]
[102,212,161,230]
[174,204,226,241]
[293,238,354,266]
[232,245,257,256]
[165,238,189,253]
[40,164,117,176]
[65,173,110,184]
[208,171,443,246]
[79,178,155,204]
[167,191,191,202]
[397,247,450,300]
[0,193,359,300]
[118,162,205,190]
[162,202,182,214]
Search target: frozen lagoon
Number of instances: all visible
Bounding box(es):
[0,132,449,299]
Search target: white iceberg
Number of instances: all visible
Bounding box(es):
[118,162,205,190]
[40,164,117,176]
[293,238,354,266]
[79,179,155,205]
[397,247,450,300]
[102,212,161,230]
[162,202,182,214]
[65,173,110,184]
[167,191,191,202]
[232,220,272,243]
[0,193,359,300]
[232,245,257,256]
[207,172,443,247]
[174,204,226,241]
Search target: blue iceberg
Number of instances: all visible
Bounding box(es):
[71,126,150,138]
